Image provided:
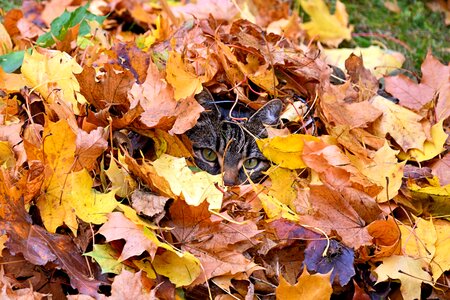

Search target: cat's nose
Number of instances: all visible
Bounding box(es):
[223,170,239,186]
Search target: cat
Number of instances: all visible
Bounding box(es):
[187,90,283,186]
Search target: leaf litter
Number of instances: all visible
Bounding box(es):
[0,0,449,299]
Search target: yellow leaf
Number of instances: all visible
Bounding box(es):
[349,142,405,202]
[300,0,353,47]
[399,217,436,263]
[431,219,450,281]
[257,134,320,169]
[0,23,12,55]
[407,119,447,162]
[0,141,15,168]
[69,169,118,225]
[36,119,78,233]
[143,227,202,287]
[152,154,224,209]
[276,269,332,300]
[267,167,298,206]
[323,46,405,78]
[166,50,203,100]
[105,154,137,198]
[371,95,426,152]
[375,255,431,300]
[0,68,26,92]
[21,48,86,114]
[0,234,7,256]
[259,193,299,221]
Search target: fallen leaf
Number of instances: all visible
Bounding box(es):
[21,48,87,114]
[399,217,436,263]
[349,141,405,202]
[371,95,427,152]
[367,217,401,258]
[304,239,355,286]
[323,46,405,78]
[431,219,450,281]
[431,153,450,185]
[84,244,125,275]
[276,269,332,300]
[406,119,447,162]
[98,212,159,261]
[166,50,204,101]
[256,134,320,169]
[375,255,432,300]
[300,0,353,47]
[152,154,224,209]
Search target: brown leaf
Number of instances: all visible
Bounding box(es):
[98,212,158,261]
[345,53,379,101]
[299,185,373,248]
[74,127,108,171]
[431,153,450,185]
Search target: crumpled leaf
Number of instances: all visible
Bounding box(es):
[367,217,401,259]
[166,50,204,100]
[152,154,224,209]
[304,239,355,286]
[375,255,432,300]
[300,0,353,47]
[276,269,332,300]
[21,48,87,114]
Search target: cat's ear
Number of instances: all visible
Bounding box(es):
[249,99,283,125]
[195,88,220,115]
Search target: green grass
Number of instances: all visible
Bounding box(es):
[0,0,22,13]
[332,0,450,75]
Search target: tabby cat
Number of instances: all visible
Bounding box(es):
[187,90,283,186]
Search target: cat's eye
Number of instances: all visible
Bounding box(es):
[243,158,259,169]
[201,148,217,162]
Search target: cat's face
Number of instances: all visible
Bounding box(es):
[187,93,282,185]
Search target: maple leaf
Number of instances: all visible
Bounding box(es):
[323,46,405,78]
[431,219,450,281]
[256,134,321,169]
[374,255,432,300]
[128,59,204,134]
[349,142,405,202]
[108,270,156,300]
[300,0,353,47]
[152,154,224,209]
[98,211,201,286]
[385,52,450,120]
[371,95,427,152]
[167,200,262,285]
[84,244,126,275]
[276,269,332,300]
[21,48,87,114]
[367,217,401,259]
[166,50,204,100]
[302,139,382,197]
[399,217,436,263]
[305,239,355,286]
[431,153,450,185]
[98,212,159,261]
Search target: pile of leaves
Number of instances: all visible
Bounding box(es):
[0,0,449,299]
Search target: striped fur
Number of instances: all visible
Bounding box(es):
[187,91,282,185]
